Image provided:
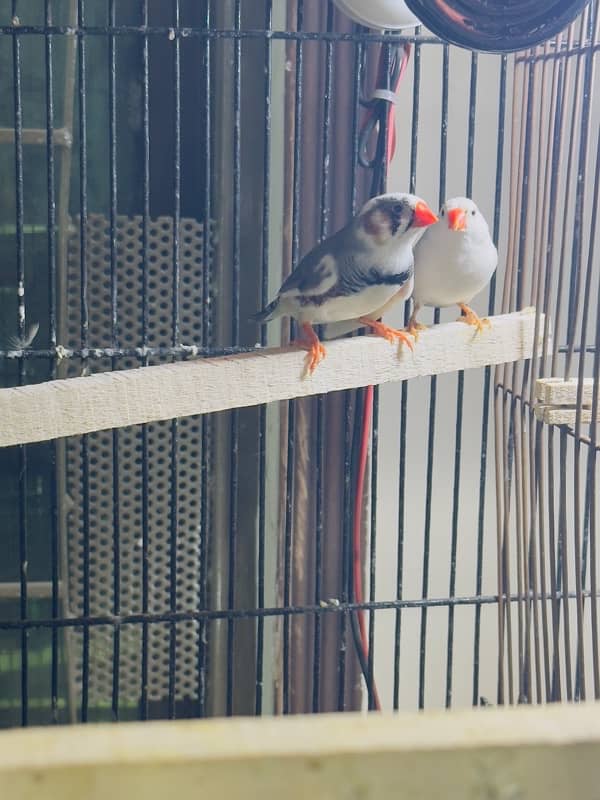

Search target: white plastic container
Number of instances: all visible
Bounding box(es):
[333,0,419,30]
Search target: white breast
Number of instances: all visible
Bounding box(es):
[413,225,497,308]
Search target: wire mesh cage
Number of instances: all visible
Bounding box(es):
[0,0,598,728]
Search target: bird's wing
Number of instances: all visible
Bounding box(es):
[277,227,351,299]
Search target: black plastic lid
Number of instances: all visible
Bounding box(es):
[404,0,591,52]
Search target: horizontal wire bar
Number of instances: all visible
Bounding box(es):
[515,43,600,65]
[0,24,439,44]
[0,589,596,631]
[0,342,589,362]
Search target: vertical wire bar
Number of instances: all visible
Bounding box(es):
[108,0,121,722]
[503,52,533,706]
[512,57,536,703]
[283,0,304,715]
[11,0,28,728]
[394,31,420,711]
[338,37,364,712]
[581,16,600,698]
[255,0,272,717]
[519,46,550,706]
[168,0,182,719]
[541,44,568,702]
[418,41,448,711]
[472,54,506,707]
[77,0,90,723]
[445,50,477,709]
[495,53,528,707]
[529,39,564,703]
[45,0,60,723]
[312,1,334,714]
[139,0,150,721]
[547,427,562,699]
[367,38,393,710]
[226,0,242,717]
[198,0,212,718]
[550,16,585,377]
[535,419,551,700]
[565,7,597,377]
[570,3,600,702]
[587,160,600,697]
[558,427,573,700]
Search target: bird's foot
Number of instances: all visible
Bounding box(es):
[405,318,427,341]
[292,323,327,375]
[457,303,490,334]
[359,317,414,352]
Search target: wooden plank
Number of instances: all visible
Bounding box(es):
[534,405,598,425]
[0,309,542,448]
[536,377,595,407]
[1,703,600,800]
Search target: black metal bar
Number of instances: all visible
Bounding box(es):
[139,0,151,722]
[282,0,304,716]
[558,427,573,700]
[394,28,421,712]
[565,6,597,377]
[312,1,334,714]
[1,588,597,632]
[569,0,600,703]
[76,0,91,723]
[337,38,364,713]
[547,426,562,700]
[225,0,242,718]
[445,50,477,709]
[418,29,440,709]
[255,0,272,719]
[0,338,591,363]
[44,0,60,724]
[12,0,28,725]
[472,53,506,708]
[0,24,442,45]
[197,0,212,720]
[167,0,183,721]
[107,0,121,723]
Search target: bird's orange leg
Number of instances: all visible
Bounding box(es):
[358,316,414,352]
[456,303,491,334]
[292,322,327,375]
[405,307,427,341]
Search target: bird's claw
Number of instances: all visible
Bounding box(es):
[292,333,327,376]
[359,318,414,352]
[457,307,490,335]
[305,341,327,374]
[405,320,427,341]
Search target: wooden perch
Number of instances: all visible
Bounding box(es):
[0,309,543,448]
[535,377,598,425]
[1,703,600,799]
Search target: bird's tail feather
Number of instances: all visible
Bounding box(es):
[250,297,279,324]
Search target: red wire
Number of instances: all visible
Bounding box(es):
[352,383,381,710]
[353,42,411,712]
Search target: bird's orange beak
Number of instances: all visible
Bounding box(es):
[413,201,439,228]
[447,207,467,231]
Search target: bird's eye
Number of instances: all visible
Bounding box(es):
[471,210,476,215]
[393,203,403,214]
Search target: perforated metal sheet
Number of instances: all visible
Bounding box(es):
[65,215,209,706]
